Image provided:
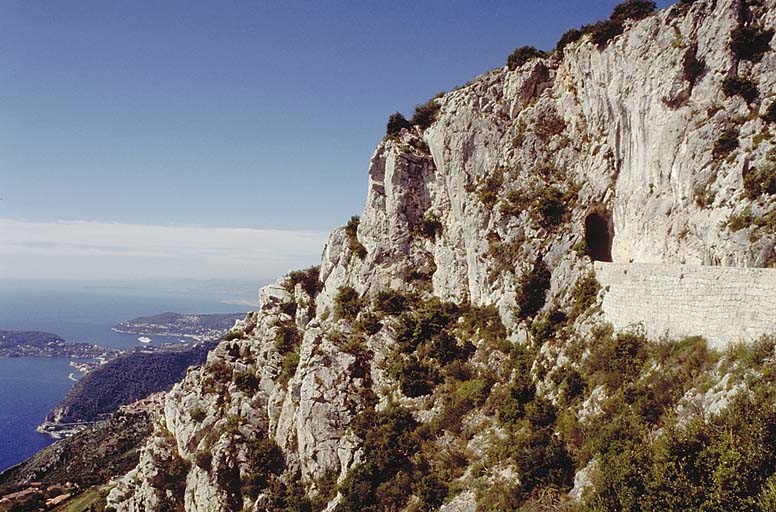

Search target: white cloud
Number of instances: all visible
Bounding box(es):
[0,218,329,282]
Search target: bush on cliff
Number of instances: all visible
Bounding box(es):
[506,46,546,70]
[284,266,322,298]
[610,0,657,23]
[410,99,441,130]
[334,286,363,321]
[386,112,411,136]
[556,28,584,53]
[516,258,551,321]
[345,216,367,260]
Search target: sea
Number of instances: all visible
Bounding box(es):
[0,281,253,473]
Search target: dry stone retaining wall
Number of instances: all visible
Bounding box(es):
[594,262,776,349]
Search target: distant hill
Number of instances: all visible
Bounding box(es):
[113,312,245,341]
[44,342,217,427]
[0,330,114,358]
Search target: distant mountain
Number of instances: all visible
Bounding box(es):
[113,312,245,341]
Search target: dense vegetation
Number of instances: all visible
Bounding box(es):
[323,269,776,512]
[51,343,216,424]
[506,46,546,70]
[553,0,657,53]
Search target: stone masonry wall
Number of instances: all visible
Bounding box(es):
[594,262,776,349]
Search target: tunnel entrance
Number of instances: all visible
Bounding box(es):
[585,212,613,262]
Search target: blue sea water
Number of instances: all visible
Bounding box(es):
[0,358,74,472]
[0,283,251,472]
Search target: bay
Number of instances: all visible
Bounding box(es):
[0,283,251,472]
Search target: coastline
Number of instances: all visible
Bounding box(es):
[111,327,211,342]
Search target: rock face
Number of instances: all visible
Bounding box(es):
[107,0,776,510]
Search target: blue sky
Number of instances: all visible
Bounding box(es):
[0,0,674,286]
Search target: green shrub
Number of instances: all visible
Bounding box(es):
[730,25,774,63]
[410,99,441,130]
[589,19,624,48]
[476,479,522,511]
[569,272,601,320]
[495,373,536,426]
[727,206,754,232]
[516,258,551,320]
[278,350,300,386]
[610,0,656,23]
[334,286,363,321]
[395,297,460,352]
[556,28,583,53]
[242,437,285,496]
[275,320,301,354]
[427,331,475,366]
[311,469,339,512]
[532,186,568,229]
[583,389,776,511]
[743,164,776,199]
[489,395,574,500]
[556,0,655,54]
[558,367,587,405]
[340,335,372,379]
[414,213,443,239]
[693,180,715,208]
[506,46,546,70]
[234,370,260,393]
[339,405,420,512]
[345,216,367,259]
[373,289,413,316]
[724,335,776,371]
[586,329,648,390]
[722,75,759,103]
[649,336,716,391]
[415,473,448,511]
[285,266,322,298]
[207,360,233,383]
[386,112,411,136]
[223,330,243,342]
[354,311,381,335]
[713,127,739,159]
[486,234,523,275]
[477,167,504,208]
[432,375,489,435]
[530,307,567,344]
[389,354,439,397]
[194,450,212,470]
[459,304,508,347]
[501,189,530,217]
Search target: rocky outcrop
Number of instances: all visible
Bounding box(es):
[108,0,776,510]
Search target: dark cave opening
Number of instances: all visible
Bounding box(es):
[585,212,613,262]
